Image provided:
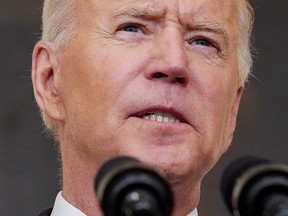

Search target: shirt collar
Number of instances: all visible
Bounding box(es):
[51,191,198,216]
[187,208,198,216]
[51,192,86,216]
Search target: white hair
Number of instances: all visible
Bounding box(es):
[236,0,254,84]
[40,0,254,133]
[42,0,78,52]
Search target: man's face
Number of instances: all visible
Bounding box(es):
[56,0,242,184]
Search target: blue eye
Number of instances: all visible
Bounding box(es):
[122,25,141,33]
[195,38,213,47]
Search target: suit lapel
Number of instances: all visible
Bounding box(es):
[38,208,53,216]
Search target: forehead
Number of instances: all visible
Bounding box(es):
[84,0,237,23]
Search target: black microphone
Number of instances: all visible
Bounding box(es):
[94,156,174,216]
[221,156,288,216]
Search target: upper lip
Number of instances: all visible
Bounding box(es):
[129,106,190,125]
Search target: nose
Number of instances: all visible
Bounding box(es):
[144,29,189,86]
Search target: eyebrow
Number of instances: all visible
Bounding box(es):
[191,22,230,45]
[111,7,165,21]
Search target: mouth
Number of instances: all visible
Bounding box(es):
[131,108,189,124]
[142,111,181,123]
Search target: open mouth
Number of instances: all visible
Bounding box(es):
[129,107,195,131]
[142,111,181,123]
[129,106,190,125]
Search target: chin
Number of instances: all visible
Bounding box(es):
[130,150,193,183]
[159,162,192,184]
[117,134,204,183]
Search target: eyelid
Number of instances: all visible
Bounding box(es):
[117,22,147,34]
[186,27,229,48]
[186,32,222,51]
[203,38,219,51]
[189,36,218,49]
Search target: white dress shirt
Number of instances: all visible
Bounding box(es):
[51,192,86,216]
[51,192,198,216]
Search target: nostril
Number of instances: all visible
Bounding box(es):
[152,72,186,85]
[176,77,185,84]
[153,72,168,79]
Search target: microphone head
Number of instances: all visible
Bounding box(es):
[95,156,174,216]
[221,156,288,216]
[221,156,269,214]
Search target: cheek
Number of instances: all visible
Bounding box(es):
[57,42,150,151]
[57,48,114,150]
[190,63,238,150]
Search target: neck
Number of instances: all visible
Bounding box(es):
[61,144,103,216]
[171,177,200,216]
[59,142,201,216]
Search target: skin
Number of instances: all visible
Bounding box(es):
[32,0,243,215]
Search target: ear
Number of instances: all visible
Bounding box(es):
[223,85,244,152]
[31,41,66,122]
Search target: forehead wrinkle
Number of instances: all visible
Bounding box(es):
[111,6,165,21]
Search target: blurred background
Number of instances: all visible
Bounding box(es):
[1,0,287,215]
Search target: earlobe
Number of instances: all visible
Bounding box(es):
[32,41,65,122]
[230,86,244,131]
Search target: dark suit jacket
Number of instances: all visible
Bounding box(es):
[38,208,52,216]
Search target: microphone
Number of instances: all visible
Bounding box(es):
[221,156,288,216]
[94,156,174,216]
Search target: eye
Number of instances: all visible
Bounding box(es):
[115,22,149,43]
[194,38,213,47]
[120,24,142,33]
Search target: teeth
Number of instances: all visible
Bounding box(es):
[143,111,180,123]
